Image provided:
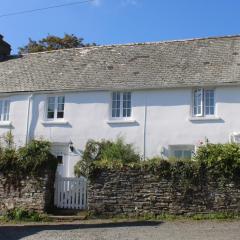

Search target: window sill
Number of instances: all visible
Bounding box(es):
[41,120,69,125]
[188,116,222,121]
[0,121,12,127]
[107,119,137,124]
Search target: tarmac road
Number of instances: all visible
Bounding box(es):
[0,220,239,240]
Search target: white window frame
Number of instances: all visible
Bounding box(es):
[204,89,215,116]
[192,88,215,117]
[193,88,203,116]
[0,99,10,122]
[169,145,195,160]
[111,92,132,119]
[46,95,65,120]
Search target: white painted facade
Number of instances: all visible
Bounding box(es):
[0,86,239,177]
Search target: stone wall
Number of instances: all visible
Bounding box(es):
[0,172,55,215]
[88,169,240,216]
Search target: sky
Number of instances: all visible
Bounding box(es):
[1,0,240,53]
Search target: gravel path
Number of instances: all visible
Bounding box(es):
[0,220,239,240]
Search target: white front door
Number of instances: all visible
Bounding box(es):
[51,143,69,177]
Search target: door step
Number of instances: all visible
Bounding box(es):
[48,214,87,222]
[48,210,88,221]
[50,208,86,216]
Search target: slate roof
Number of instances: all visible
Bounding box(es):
[1,35,240,93]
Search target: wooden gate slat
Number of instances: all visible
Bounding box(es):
[54,176,87,209]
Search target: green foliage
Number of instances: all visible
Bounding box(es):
[140,157,171,177]
[74,138,140,177]
[0,132,20,178]
[18,140,57,176]
[75,138,240,184]
[191,212,238,220]
[194,143,240,182]
[3,208,48,222]
[137,157,202,189]
[19,33,96,54]
[101,138,140,163]
[0,132,58,182]
[97,212,240,221]
[142,144,240,184]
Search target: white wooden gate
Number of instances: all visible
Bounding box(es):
[54,176,87,209]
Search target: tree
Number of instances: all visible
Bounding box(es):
[19,33,96,54]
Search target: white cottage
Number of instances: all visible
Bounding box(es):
[1,35,240,177]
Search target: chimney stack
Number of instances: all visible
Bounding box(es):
[0,35,11,59]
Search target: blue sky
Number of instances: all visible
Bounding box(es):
[1,0,240,53]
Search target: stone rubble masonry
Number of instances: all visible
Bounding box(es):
[0,172,55,215]
[88,169,240,216]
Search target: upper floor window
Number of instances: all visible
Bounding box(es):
[112,92,131,118]
[47,96,65,120]
[193,88,215,117]
[0,99,10,121]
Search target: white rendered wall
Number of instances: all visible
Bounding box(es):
[0,94,30,146]
[1,86,240,176]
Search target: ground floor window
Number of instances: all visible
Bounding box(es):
[168,145,195,160]
[56,155,63,164]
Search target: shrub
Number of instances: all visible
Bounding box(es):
[101,138,140,163]
[194,143,240,182]
[18,139,58,176]
[0,132,58,184]
[75,137,240,184]
[74,138,140,177]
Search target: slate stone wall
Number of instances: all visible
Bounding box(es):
[88,169,240,216]
[0,172,55,215]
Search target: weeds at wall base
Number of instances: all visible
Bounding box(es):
[0,208,51,223]
[88,212,240,222]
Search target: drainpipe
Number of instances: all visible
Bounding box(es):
[143,93,148,160]
[25,94,33,145]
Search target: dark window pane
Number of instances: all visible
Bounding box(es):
[116,108,120,117]
[57,111,64,119]
[112,92,117,100]
[123,100,127,108]
[57,155,63,164]
[112,101,117,108]
[47,111,54,119]
[210,107,214,115]
[48,103,54,112]
[117,92,120,101]
[48,97,55,104]
[58,103,64,112]
[117,100,120,108]
[183,150,192,159]
[112,109,116,117]
[205,107,209,115]
[58,96,65,104]
[174,150,182,159]
[210,98,214,106]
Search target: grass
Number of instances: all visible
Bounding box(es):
[0,210,239,224]
[89,212,240,222]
